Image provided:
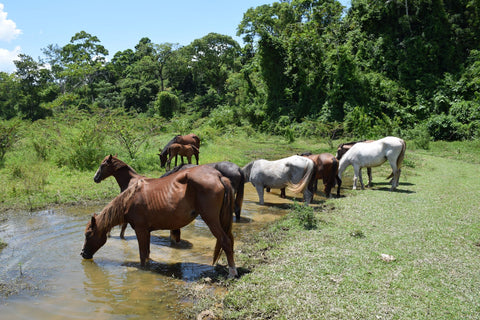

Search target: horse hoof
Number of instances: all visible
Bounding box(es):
[228,267,238,279]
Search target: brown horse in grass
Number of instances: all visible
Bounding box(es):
[301,152,339,198]
[161,143,199,171]
[93,155,181,241]
[82,165,238,278]
[159,134,200,169]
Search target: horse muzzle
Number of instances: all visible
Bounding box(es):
[80,249,93,259]
[93,171,102,183]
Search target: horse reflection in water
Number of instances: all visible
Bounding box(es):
[82,165,238,278]
[242,155,315,205]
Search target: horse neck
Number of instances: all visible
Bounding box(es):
[337,156,351,177]
[241,162,253,182]
[113,166,144,192]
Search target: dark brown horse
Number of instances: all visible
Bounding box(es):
[159,134,200,168]
[301,152,339,198]
[162,161,245,220]
[93,155,181,242]
[160,143,199,171]
[82,165,238,278]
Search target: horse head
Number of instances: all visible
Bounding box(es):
[81,214,107,260]
[158,150,168,168]
[336,144,351,160]
[94,155,117,183]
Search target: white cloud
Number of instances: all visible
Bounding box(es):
[0,45,21,72]
[0,3,21,42]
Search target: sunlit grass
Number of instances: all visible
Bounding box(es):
[188,145,480,319]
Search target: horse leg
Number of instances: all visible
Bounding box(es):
[134,228,151,267]
[280,188,286,198]
[303,187,313,205]
[187,155,192,164]
[388,158,399,190]
[256,185,265,205]
[358,168,365,189]
[366,167,373,187]
[170,229,181,243]
[200,215,237,278]
[120,222,128,240]
[352,165,363,190]
[195,153,199,165]
[166,158,171,171]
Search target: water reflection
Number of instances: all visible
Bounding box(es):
[0,183,306,319]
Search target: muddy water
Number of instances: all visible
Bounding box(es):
[0,184,318,319]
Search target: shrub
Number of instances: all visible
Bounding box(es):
[0,118,21,165]
[426,114,460,141]
[54,116,106,170]
[154,91,179,119]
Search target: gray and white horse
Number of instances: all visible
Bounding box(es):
[336,136,406,195]
[242,155,315,205]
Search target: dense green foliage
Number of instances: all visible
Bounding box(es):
[1,0,480,141]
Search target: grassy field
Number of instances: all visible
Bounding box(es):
[186,141,480,319]
[0,130,332,211]
[1,127,479,319]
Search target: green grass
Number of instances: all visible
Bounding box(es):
[0,130,333,211]
[2,121,480,319]
[188,145,480,319]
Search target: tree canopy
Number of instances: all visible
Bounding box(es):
[1,0,479,140]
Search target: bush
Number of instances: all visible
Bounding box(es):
[290,203,318,230]
[426,114,460,141]
[405,122,431,150]
[54,116,106,170]
[0,118,21,165]
[154,91,179,119]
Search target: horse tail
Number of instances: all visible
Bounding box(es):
[192,135,200,149]
[212,176,234,265]
[234,169,246,220]
[288,159,315,194]
[326,156,339,195]
[397,139,406,169]
[192,144,199,154]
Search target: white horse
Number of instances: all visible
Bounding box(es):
[242,155,315,205]
[336,136,406,195]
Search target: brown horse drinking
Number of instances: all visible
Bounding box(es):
[93,155,181,242]
[159,134,200,169]
[82,165,238,278]
[301,152,339,198]
[161,143,199,171]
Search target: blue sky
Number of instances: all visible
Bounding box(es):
[0,0,350,73]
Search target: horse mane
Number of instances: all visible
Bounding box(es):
[338,140,366,148]
[111,156,138,174]
[95,181,139,233]
[241,160,256,181]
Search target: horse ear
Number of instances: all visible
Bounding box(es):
[108,155,113,162]
[90,215,97,229]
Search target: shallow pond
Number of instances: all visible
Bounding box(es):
[0,184,324,319]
